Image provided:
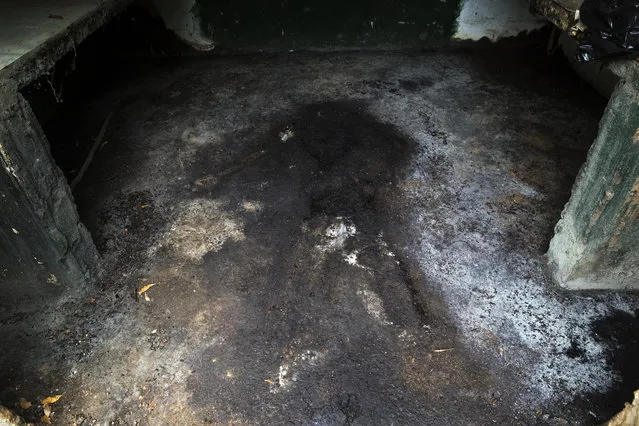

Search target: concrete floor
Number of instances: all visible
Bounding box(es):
[2,50,639,424]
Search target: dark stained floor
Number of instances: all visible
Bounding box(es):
[2,49,639,425]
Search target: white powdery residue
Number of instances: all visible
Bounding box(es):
[276,364,293,391]
[154,198,244,262]
[315,218,357,253]
[357,289,391,325]
[377,233,396,257]
[241,199,264,213]
[344,251,358,266]
[401,143,638,403]
[412,207,633,400]
[269,350,325,394]
[343,250,372,272]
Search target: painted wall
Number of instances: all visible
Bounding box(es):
[152,0,546,50]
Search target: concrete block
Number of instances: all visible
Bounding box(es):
[548,61,639,290]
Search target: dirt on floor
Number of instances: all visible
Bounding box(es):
[1,49,639,425]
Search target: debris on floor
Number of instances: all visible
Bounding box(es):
[2,50,638,424]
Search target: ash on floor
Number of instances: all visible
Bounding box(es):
[2,50,638,425]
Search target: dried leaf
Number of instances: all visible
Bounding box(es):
[43,405,52,417]
[144,293,151,302]
[18,397,31,409]
[41,394,62,405]
[137,283,156,296]
[433,348,454,353]
[264,379,273,384]
[89,297,96,304]
[41,415,51,423]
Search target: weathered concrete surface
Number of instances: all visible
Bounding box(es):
[0,0,125,309]
[548,62,639,290]
[0,0,126,88]
[1,50,637,424]
[155,0,545,51]
[0,92,100,311]
[454,0,546,41]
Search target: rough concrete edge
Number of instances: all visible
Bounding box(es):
[152,0,216,51]
[547,61,638,290]
[0,0,129,89]
[604,389,639,426]
[453,0,547,42]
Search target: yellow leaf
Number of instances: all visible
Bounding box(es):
[18,397,31,409]
[41,394,62,405]
[41,415,51,424]
[137,283,156,295]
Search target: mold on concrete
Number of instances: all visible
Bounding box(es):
[0,0,127,310]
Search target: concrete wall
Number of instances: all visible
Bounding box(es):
[548,61,639,290]
[152,0,545,50]
[454,0,546,41]
[0,90,100,310]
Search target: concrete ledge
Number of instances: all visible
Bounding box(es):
[0,0,126,88]
[0,1,126,308]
